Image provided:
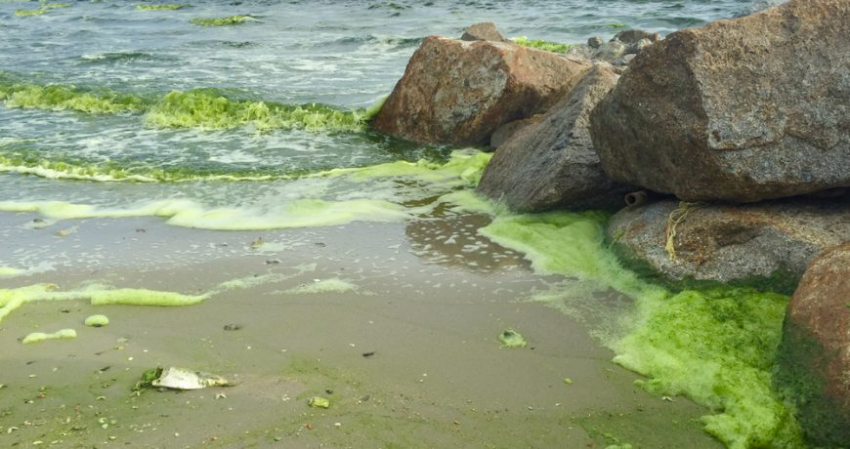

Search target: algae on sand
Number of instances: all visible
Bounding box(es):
[477,209,806,448]
[22,328,76,344]
[498,328,527,348]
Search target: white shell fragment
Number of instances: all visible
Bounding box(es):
[151,367,229,390]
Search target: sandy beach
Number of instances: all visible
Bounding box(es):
[0,214,720,448]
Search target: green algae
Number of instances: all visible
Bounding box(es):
[14,3,69,16]
[775,318,849,447]
[15,8,47,16]
[0,273,292,328]
[307,396,331,409]
[0,266,23,277]
[88,288,208,306]
[84,314,109,327]
[512,36,576,54]
[0,197,415,230]
[613,288,803,449]
[285,278,359,295]
[22,328,76,344]
[190,15,253,26]
[137,4,190,11]
[0,75,379,133]
[0,82,147,114]
[498,328,527,348]
[145,89,370,132]
[0,150,489,231]
[476,210,806,448]
[0,151,284,183]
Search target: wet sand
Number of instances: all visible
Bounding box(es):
[0,212,722,448]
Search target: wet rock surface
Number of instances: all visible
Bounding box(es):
[606,199,850,288]
[777,243,850,447]
[591,0,850,202]
[478,65,631,212]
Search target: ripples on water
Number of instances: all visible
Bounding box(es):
[0,0,766,209]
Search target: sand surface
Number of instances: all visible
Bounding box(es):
[0,212,722,448]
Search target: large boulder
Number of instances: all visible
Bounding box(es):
[461,22,508,43]
[776,243,850,447]
[591,0,850,202]
[372,36,592,146]
[477,65,632,212]
[606,199,850,289]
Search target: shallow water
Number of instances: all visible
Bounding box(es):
[0,1,792,448]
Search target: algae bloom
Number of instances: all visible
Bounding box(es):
[478,210,806,448]
[498,329,527,348]
[22,328,76,344]
[512,36,576,54]
[15,3,69,16]
[190,15,253,26]
[137,4,190,11]
[84,314,110,327]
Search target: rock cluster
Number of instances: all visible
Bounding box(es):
[373,3,849,442]
[478,65,632,212]
[591,0,850,203]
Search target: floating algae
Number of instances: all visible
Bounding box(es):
[15,8,47,16]
[0,82,147,114]
[0,150,491,230]
[144,89,371,132]
[190,15,254,26]
[285,278,358,295]
[476,210,805,448]
[137,4,190,11]
[84,314,109,327]
[14,2,70,16]
[512,36,576,54]
[0,75,379,133]
[0,151,285,183]
[0,267,23,277]
[22,328,76,344]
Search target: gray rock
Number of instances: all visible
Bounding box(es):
[591,0,850,202]
[612,54,636,67]
[776,243,850,447]
[477,65,632,212]
[593,41,626,61]
[488,115,542,151]
[587,36,604,49]
[611,29,661,45]
[373,36,592,146]
[461,22,508,43]
[565,44,595,61]
[606,199,850,286]
[627,38,653,55]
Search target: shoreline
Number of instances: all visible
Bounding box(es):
[0,215,721,448]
